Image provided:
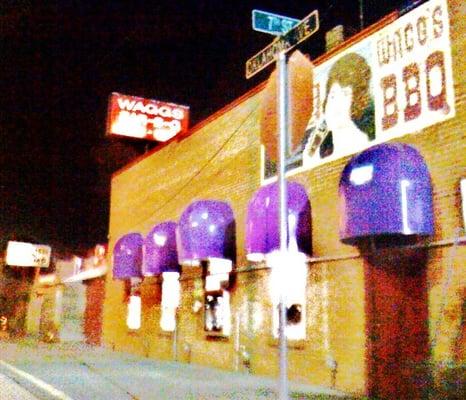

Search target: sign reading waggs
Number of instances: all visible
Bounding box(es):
[261,0,455,182]
[107,93,190,142]
[6,241,51,268]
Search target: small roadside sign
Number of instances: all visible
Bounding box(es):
[252,9,299,36]
[246,10,319,79]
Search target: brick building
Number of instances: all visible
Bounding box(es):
[101,1,465,398]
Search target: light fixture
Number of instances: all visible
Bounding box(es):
[267,250,308,340]
[144,222,181,332]
[177,200,236,337]
[113,233,143,330]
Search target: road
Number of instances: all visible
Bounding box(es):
[0,339,353,400]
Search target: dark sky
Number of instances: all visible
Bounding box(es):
[0,1,403,252]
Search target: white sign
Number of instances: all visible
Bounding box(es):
[262,0,455,182]
[6,241,51,268]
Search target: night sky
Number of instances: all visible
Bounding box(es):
[1,1,403,252]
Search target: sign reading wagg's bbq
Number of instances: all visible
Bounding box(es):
[262,0,455,182]
[107,93,189,142]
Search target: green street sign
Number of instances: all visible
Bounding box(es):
[252,9,299,36]
[246,10,319,79]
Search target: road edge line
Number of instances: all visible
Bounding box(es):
[0,359,75,400]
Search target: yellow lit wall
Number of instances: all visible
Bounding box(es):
[102,1,465,396]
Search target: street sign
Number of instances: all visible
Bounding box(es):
[252,9,299,36]
[246,10,319,79]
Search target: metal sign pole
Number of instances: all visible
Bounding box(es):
[277,50,289,400]
[246,10,319,399]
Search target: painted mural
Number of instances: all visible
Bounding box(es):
[262,0,455,182]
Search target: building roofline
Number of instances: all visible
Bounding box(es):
[112,10,398,179]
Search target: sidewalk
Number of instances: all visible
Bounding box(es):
[0,372,39,400]
[0,337,356,399]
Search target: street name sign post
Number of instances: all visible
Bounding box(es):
[252,9,299,36]
[246,9,319,400]
[246,9,319,79]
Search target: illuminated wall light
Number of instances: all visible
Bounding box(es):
[461,178,466,231]
[400,179,412,234]
[267,250,308,340]
[160,272,180,332]
[207,258,232,275]
[127,295,141,330]
[126,276,142,330]
[205,275,220,291]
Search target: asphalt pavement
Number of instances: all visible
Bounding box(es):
[0,338,355,400]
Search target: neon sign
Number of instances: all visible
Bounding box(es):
[107,92,189,142]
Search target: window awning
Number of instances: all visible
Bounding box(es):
[113,233,143,279]
[143,221,180,276]
[245,181,312,261]
[339,143,434,244]
[177,200,236,265]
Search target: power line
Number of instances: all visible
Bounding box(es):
[114,101,260,236]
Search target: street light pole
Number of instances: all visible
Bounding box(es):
[277,50,289,400]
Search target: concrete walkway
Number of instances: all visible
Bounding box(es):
[0,338,355,400]
[0,372,40,400]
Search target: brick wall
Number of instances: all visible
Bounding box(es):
[83,277,105,345]
[102,0,465,396]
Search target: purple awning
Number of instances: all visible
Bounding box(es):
[177,200,236,264]
[113,233,143,279]
[339,143,434,244]
[245,181,312,260]
[143,221,180,276]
